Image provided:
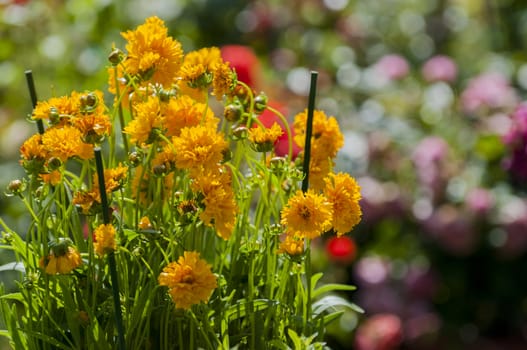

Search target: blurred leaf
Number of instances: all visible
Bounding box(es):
[475,134,506,162]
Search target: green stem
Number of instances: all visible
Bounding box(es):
[113,66,129,155]
[94,147,126,350]
[302,71,318,335]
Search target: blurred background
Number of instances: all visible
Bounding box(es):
[2,0,527,349]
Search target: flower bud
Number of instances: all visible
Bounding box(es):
[6,179,26,196]
[254,92,268,114]
[128,151,143,167]
[224,104,243,122]
[108,49,124,65]
[231,125,248,140]
[47,157,62,171]
[153,163,167,176]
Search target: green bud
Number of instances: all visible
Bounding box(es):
[108,49,124,65]
[224,104,243,122]
[254,92,268,114]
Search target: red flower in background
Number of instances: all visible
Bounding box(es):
[222,45,300,159]
[326,235,357,264]
[221,45,261,88]
[258,102,301,159]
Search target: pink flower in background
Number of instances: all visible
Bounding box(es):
[460,72,518,115]
[354,313,403,350]
[374,54,409,80]
[465,188,494,215]
[412,137,449,198]
[421,55,457,83]
[503,103,527,183]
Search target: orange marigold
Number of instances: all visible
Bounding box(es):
[93,224,117,256]
[121,16,184,87]
[172,125,227,172]
[248,122,283,153]
[190,170,238,240]
[158,251,217,310]
[162,95,218,137]
[124,96,163,145]
[41,126,94,161]
[277,235,305,256]
[280,189,333,239]
[324,172,362,236]
[293,109,344,160]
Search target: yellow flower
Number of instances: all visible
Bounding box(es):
[94,164,128,194]
[172,125,227,172]
[324,172,362,236]
[124,96,163,145]
[138,216,153,230]
[41,126,94,161]
[212,61,236,99]
[191,170,238,240]
[72,91,112,143]
[20,134,44,160]
[293,109,344,160]
[179,47,223,89]
[307,157,334,192]
[72,190,100,215]
[40,170,62,186]
[121,16,183,87]
[162,95,219,137]
[280,190,333,239]
[248,122,283,152]
[32,94,79,125]
[39,239,82,275]
[277,235,305,256]
[93,224,117,256]
[158,251,217,310]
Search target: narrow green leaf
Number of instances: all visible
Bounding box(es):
[0,292,24,302]
[0,262,25,273]
[312,283,356,299]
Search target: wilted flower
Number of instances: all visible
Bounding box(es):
[158,251,217,310]
[40,239,82,275]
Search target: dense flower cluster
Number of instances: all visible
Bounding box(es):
[3,16,362,349]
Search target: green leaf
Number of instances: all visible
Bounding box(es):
[224,299,272,322]
[0,292,24,302]
[0,262,25,273]
[312,283,356,299]
[312,295,364,316]
[0,329,10,338]
[321,310,345,326]
[287,328,303,350]
[310,272,323,290]
[122,228,139,241]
